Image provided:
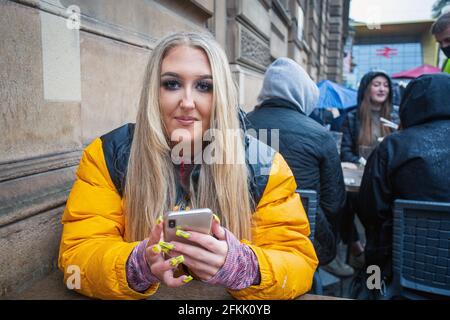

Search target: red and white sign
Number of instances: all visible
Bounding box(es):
[376,47,398,59]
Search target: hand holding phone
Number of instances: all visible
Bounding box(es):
[163,208,213,244]
[162,208,229,281]
[143,217,193,287]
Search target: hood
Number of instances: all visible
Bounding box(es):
[400,73,450,128]
[257,57,319,116]
[357,71,394,106]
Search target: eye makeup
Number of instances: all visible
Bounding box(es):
[160,73,213,93]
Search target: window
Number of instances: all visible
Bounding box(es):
[350,43,423,88]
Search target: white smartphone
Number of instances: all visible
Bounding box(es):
[163,208,213,244]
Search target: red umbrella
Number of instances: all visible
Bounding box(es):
[392,64,441,79]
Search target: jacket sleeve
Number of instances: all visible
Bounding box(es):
[340,115,360,163]
[58,138,159,300]
[319,133,346,226]
[229,153,318,300]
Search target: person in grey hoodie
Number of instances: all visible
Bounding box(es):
[247,58,349,274]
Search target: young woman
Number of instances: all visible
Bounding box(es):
[58,32,318,300]
[341,71,394,165]
[336,71,395,275]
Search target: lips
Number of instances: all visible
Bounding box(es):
[175,116,197,126]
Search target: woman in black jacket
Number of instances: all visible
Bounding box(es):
[341,71,395,165]
[357,73,450,298]
[339,71,396,271]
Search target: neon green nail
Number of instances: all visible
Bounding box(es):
[156,215,163,225]
[176,229,191,239]
[161,247,170,254]
[159,241,174,251]
[169,255,184,267]
[151,244,161,254]
[183,275,193,283]
[213,214,221,224]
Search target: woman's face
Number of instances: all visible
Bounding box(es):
[159,45,213,147]
[369,76,390,105]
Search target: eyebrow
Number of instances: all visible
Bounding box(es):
[161,72,212,79]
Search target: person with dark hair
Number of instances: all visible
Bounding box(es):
[432,11,450,74]
[357,73,450,298]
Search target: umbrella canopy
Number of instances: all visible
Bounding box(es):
[392,64,441,79]
[316,80,357,109]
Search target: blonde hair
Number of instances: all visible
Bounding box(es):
[124,32,254,242]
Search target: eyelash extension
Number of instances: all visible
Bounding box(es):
[160,79,213,92]
[196,80,213,92]
[161,79,180,90]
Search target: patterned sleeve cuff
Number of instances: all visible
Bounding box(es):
[204,229,261,290]
[126,238,160,293]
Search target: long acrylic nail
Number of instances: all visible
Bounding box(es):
[169,255,184,267]
[156,215,163,225]
[150,244,161,254]
[185,206,190,211]
[176,229,191,239]
[173,205,180,211]
[159,241,175,252]
[183,275,193,283]
[213,214,221,224]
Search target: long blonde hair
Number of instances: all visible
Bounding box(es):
[124,32,253,242]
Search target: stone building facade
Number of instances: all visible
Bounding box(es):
[0,0,350,296]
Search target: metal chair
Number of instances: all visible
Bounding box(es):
[296,189,322,294]
[297,189,317,242]
[393,199,450,299]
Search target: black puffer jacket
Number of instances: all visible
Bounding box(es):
[358,73,450,276]
[341,71,396,163]
[248,98,346,265]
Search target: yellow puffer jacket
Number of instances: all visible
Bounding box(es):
[58,124,318,300]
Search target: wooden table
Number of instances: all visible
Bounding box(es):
[342,164,364,193]
[6,270,347,300]
[152,280,346,300]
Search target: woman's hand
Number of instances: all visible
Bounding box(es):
[144,217,192,287]
[166,217,228,281]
